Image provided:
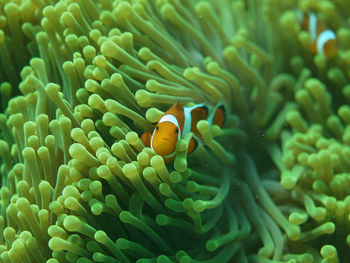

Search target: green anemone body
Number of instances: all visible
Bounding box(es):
[0,0,350,262]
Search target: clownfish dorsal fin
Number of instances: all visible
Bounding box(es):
[165,103,184,129]
[191,105,208,121]
[168,103,184,114]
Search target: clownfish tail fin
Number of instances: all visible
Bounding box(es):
[209,104,226,128]
[141,131,152,147]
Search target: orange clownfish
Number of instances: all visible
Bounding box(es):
[298,11,338,58]
[141,103,226,163]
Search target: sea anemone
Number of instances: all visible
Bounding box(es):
[0,0,349,262]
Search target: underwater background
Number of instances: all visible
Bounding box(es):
[0,0,349,262]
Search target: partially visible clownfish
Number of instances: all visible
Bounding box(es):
[298,11,338,58]
[141,103,226,163]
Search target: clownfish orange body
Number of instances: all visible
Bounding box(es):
[298,11,338,58]
[141,103,226,163]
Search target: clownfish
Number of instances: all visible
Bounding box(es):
[141,103,226,163]
[298,11,338,58]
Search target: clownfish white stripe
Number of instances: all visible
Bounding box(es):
[183,104,206,136]
[317,30,336,54]
[157,114,179,158]
[156,114,181,140]
[158,114,180,127]
[308,12,317,41]
[183,107,192,136]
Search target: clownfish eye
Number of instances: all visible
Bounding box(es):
[156,126,159,130]
[175,128,179,133]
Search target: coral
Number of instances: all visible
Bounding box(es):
[0,0,349,262]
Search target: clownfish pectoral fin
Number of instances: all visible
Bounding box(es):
[163,155,175,164]
[141,131,152,147]
[187,137,198,155]
[212,105,226,128]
